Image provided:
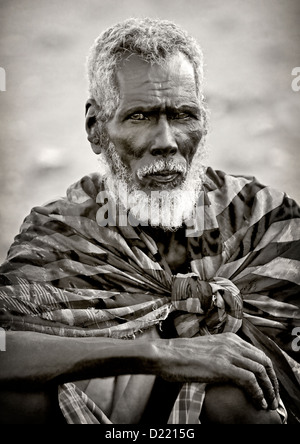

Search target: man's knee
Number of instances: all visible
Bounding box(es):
[201,384,282,424]
[0,387,65,424]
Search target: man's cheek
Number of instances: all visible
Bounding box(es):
[120,133,148,161]
[179,129,202,160]
[189,127,203,145]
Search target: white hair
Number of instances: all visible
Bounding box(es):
[86,17,208,134]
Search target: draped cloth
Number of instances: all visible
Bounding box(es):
[0,167,300,423]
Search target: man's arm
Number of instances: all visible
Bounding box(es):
[0,331,155,389]
[0,330,279,411]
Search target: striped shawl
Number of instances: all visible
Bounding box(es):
[0,167,299,423]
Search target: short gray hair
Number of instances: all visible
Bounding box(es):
[86,18,207,126]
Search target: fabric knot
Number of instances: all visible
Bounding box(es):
[171,273,213,314]
[171,273,243,337]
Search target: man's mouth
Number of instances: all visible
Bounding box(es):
[145,171,181,184]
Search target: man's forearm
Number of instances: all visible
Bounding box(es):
[0,330,280,411]
[0,331,155,390]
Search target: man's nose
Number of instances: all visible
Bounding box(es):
[150,117,178,157]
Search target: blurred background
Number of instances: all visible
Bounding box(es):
[0,0,299,262]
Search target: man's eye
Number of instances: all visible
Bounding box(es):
[129,113,147,121]
[173,112,191,120]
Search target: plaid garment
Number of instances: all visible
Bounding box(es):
[58,382,112,424]
[167,383,207,424]
[0,167,299,423]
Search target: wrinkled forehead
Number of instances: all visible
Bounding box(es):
[115,53,198,106]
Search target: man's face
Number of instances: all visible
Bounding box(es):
[105,53,204,193]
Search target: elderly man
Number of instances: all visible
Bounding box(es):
[0,18,299,425]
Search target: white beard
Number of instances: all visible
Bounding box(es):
[96,142,208,231]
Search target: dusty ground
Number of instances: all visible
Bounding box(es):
[0,0,299,262]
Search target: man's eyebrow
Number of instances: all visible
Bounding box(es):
[119,103,201,118]
[173,104,201,114]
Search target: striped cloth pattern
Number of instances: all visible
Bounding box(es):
[0,167,299,423]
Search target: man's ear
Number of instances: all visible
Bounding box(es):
[85,98,102,154]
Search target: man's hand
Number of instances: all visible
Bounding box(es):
[150,332,280,411]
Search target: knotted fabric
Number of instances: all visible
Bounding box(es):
[168,274,243,423]
[171,273,243,337]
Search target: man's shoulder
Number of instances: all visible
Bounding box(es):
[203,167,299,225]
[65,172,105,204]
[202,166,299,218]
[204,167,255,189]
[204,166,260,199]
[20,173,105,227]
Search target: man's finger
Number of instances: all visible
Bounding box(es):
[240,345,280,405]
[233,367,268,410]
[233,357,278,410]
[265,359,280,403]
